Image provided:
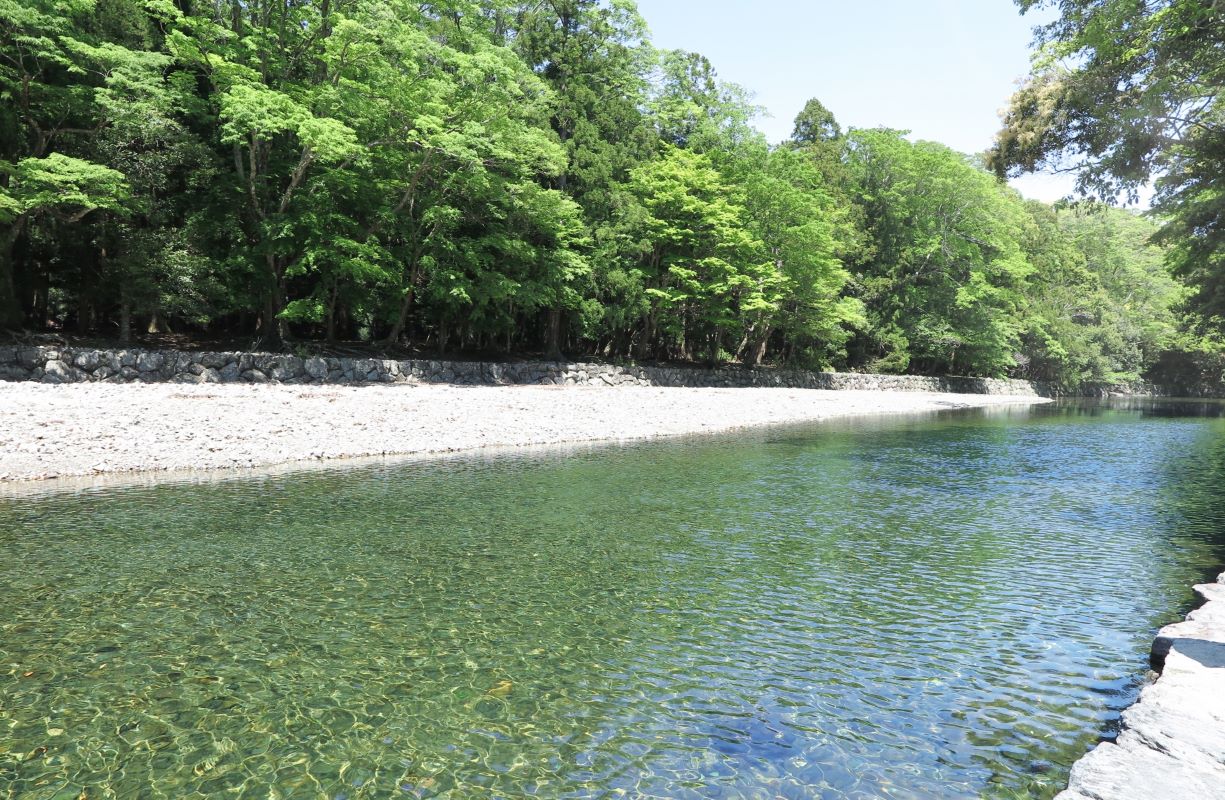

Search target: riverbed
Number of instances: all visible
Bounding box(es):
[2,400,1224,798]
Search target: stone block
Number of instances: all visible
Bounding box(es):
[73,350,101,370]
[136,351,164,372]
[304,357,328,380]
[42,360,79,384]
[270,356,303,381]
[17,347,44,367]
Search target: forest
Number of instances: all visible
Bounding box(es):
[1,0,1221,387]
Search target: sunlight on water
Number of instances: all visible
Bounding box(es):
[2,400,1224,799]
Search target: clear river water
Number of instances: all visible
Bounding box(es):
[2,399,1225,799]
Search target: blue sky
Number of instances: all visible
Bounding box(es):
[633,0,1077,203]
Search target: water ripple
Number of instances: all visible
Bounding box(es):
[2,401,1225,799]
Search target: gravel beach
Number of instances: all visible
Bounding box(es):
[0,382,1048,483]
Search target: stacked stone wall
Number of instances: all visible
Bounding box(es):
[0,345,1202,396]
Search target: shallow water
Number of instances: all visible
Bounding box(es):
[2,400,1225,799]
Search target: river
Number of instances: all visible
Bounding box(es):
[2,399,1223,798]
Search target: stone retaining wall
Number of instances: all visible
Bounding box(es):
[0,344,1205,396]
[0,345,1056,395]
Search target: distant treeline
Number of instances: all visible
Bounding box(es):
[1,0,1219,387]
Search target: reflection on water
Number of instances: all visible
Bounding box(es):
[2,400,1224,799]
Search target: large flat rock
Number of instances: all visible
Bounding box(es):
[1057,575,1225,800]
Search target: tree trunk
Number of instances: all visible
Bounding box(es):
[635,313,655,361]
[0,253,21,330]
[77,297,93,334]
[76,243,108,335]
[615,329,632,359]
[119,297,131,343]
[259,256,289,349]
[633,250,664,361]
[325,280,338,343]
[385,287,415,345]
[0,218,28,330]
[546,308,563,361]
[707,330,724,367]
[385,258,423,345]
[32,274,47,329]
[744,324,772,367]
[338,304,352,342]
[259,296,285,348]
[147,310,172,334]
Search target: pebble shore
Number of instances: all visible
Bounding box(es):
[0,382,1046,483]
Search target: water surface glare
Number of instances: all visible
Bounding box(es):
[3,400,1225,799]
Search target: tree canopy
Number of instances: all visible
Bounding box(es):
[991,0,1225,338]
[0,0,1210,388]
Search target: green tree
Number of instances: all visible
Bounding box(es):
[991,0,1223,201]
[648,49,761,156]
[627,145,769,364]
[172,0,569,348]
[0,0,166,329]
[0,155,130,328]
[1061,205,1183,376]
[731,142,862,366]
[790,97,841,147]
[1018,203,1183,385]
[991,0,1225,329]
[847,130,1032,376]
[511,0,653,357]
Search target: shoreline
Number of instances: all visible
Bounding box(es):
[0,382,1048,485]
[6,380,1222,796]
[1056,571,1225,799]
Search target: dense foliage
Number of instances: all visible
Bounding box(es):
[0,0,1204,385]
[991,0,1225,387]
